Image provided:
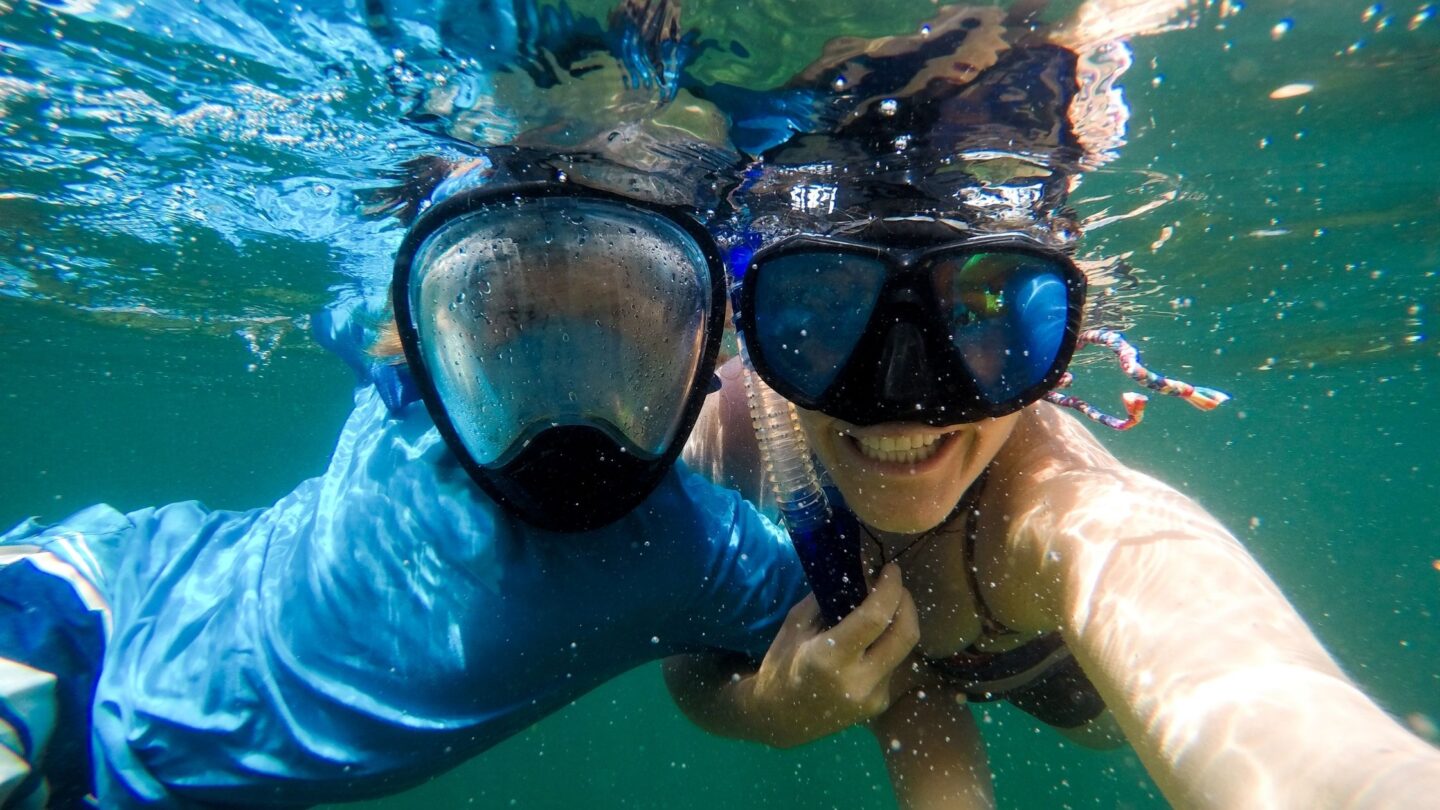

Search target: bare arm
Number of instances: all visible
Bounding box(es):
[994,451,1440,808]
[869,688,995,810]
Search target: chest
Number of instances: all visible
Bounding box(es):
[861,510,1032,659]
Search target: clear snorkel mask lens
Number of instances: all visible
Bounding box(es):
[394,184,727,531]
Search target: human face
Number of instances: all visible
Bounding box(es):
[797,408,1020,534]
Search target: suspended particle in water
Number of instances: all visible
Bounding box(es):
[1269,83,1314,99]
[879,98,898,116]
[1271,18,1293,40]
[1410,5,1435,30]
[1362,4,1382,23]
[1407,712,1438,742]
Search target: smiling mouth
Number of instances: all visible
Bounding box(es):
[847,430,958,466]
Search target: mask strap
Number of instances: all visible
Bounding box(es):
[1043,328,1231,431]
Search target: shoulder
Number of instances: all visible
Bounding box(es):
[979,403,1231,629]
[682,357,769,507]
[993,403,1219,537]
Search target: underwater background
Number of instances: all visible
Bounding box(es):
[1,0,1436,806]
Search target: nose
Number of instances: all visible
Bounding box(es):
[878,321,931,404]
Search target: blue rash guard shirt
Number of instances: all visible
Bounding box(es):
[0,385,806,807]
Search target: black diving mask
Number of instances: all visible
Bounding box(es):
[735,232,1085,427]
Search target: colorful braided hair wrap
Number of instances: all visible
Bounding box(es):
[1045,328,1231,431]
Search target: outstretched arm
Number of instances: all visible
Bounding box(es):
[994,445,1440,808]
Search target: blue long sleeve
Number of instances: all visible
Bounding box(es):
[2,386,806,807]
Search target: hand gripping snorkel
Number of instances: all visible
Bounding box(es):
[740,341,869,626]
[1043,328,1231,431]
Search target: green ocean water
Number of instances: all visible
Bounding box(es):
[1,0,1437,807]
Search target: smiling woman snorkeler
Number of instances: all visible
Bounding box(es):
[667,5,1440,809]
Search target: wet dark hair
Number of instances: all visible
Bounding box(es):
[363,154,468,226]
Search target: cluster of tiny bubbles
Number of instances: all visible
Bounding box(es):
[236,323,289,373]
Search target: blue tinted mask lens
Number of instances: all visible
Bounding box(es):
[938,252,1072,403]
[753,252,888,400]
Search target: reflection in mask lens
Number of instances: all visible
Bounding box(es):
[753,252,888,400]
[937,252,1070,403]
[408,197,712,466]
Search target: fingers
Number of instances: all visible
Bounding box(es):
[863,582,920,671]
[826,563,906,656]
[786,593,822,631]
[768,594,821,649]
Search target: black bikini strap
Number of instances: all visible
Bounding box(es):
[962,467,1020,639]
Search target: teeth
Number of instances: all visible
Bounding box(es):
[852,432,946,465]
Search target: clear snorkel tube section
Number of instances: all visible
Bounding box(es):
[739,337,868,626]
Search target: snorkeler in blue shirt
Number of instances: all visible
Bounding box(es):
[0,135,846,805]
[0,139,823,807]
